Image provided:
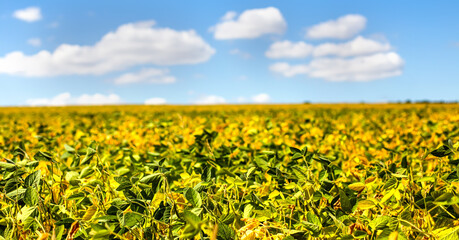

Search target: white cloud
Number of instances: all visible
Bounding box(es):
[230,49,251,59]
[221,11,237,21]
[270,52,404,81]
[269,62,309,77]
[252,93,271,103]
[145,97,166,105]
[212,7,287,40]
[265,37,390,59]
[268,15,403,82]
[313,36,391,57]
[0,21,215,77]
[13,7,42,22]
[76,93,121,105]
[113,68,175,85]
[27,38,42,47]
[26,92,71,106]
[26,93,121,106]
[265,41,314,59]
[306,14,366,39]
[194,95,226,105]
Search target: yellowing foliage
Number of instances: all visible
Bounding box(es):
[0,104,458,239]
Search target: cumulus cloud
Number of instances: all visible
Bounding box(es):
[268,15,403,82]
[26,93,121,106]
[266,37,390,59]
[0,21,215,77]
[265,41,314,59]
[194,95,226,105]
[306,14,366,39]
[27,38,42,47]
[212,7,286,40]
[221,11,237,21]
[13,7,42,22]
[252,93,271,103]
[270,52,404,81]
[144,97,167,105]
[269,62,309,77]
[113,68,175,85]
[313,36,391,57]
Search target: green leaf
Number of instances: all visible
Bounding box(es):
[64,144,75,153]
[246,167,256,179]
[383,177,398,190]
[303,212,321,234]
[80,165,95,178]
[24,187,39,206]
[121,212,143,228]
[290,147,301,154]
[254,157,269,171]
[54,225,65,240]
[140,173,163,193]
[292,152,303,160]
[291,166,308,181]
[34,151,53,161]
[184,188,202,208]
[183,210,201,227]
[369,216,391,231]
[17,206,36,222]
[434,193,459,205]
[201,165,215,182]
[375,229,392,240]
[81,147,97,165]
[6,188,27,200]
[431,145,453,157]
[217,223,235,240]
[307,212,321,226]
[353,230,368,239]
[25,170,41,188]
[180,224,200,239]
[301,146,308,156]
[400,207,412,222]
[0,162,16,169]
[339,190,352,213]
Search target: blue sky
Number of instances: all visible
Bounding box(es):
[1,0,458,106]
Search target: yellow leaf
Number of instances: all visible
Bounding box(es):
[284,182,296,190]
[381,188,396,204]
[269,190,280,200]
[37,232,49,240]
[365,176,376,184]
[348,182,366,191]
[357,200,375,210]
[388,231,398,240]
[82,205,97,221]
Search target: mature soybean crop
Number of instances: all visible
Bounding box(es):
[0,104,459,240]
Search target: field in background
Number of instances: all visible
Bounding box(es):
[1,104,459,239]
